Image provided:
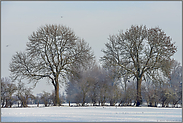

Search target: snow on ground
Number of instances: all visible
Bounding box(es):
[1,106,182,122]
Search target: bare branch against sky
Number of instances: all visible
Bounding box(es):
[1,1,182,95]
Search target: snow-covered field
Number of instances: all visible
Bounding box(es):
[1,106,182,122]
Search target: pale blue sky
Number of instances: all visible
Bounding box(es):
[1,1,182,95]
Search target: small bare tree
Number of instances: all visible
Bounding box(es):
[16,80,34,107]
[169,59,182,107]
[143,79,159,107]
[69,69,93,106]
[1,77,17,108]
[40,91,51,107]
[101,25,177,106]
[9,24,94,106]
[1,78,7,108]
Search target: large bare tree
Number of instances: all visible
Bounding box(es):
[9,24,94,106]
[101,25,177,106]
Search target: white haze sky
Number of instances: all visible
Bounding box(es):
[1,1,182,95]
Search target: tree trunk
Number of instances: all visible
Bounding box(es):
[136,77,142,106]
[162,101,165,107]
[54,80,60,106]
[37,101,39,107]
[5,99,8,108]
[21,102,23,107]
[2,99,5,108]
[10,102,12,108]
[82,92,86,106]
[110,99,115,106]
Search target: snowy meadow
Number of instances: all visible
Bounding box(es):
[1,105,182,122]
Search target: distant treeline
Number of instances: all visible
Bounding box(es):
[1,59,182,108]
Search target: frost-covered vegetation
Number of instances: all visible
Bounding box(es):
[1,59,182,108]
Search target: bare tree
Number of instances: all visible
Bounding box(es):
[120,81,136,106]
[101,25,177,106]
[158,59,182,107]
[1,78,7,108]
[169,60,182,89]
[40,91,51,107]
[169,59,182,107]
[66,81,79,104]
[142,79,159,107]
[69,68,93,106]
[9,24,94,106]
[16,80,34,107]
[88,66,101,106]
[1,77,17,108]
